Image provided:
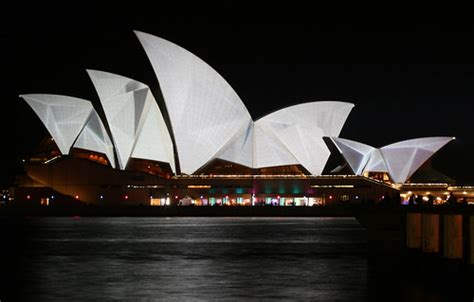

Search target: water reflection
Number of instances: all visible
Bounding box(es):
[1,217,471,301]
[16,217,367,301]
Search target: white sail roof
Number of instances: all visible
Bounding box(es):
[217,102,354,174]
[22,32,455,179]
[135,31,355,175]
[363,149,388,173]
[74,110,116,168]
[134,31,252,174]
[328,136,454,183]
[330,137,374,174]
[87,70,175,172]
[255,102,354,175]
[21,94,93,155]
[216,121,255,168]
[252,121,300,168]
[21,94,116,167]
[380,137,454,183]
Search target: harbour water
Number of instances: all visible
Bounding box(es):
[0,217,470,301]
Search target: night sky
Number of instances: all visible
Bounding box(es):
[2,8,474,185]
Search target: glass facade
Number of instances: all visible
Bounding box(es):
[164,194,336,206]
[146,190,362,207]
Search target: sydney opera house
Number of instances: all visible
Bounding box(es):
[14,31,466,207]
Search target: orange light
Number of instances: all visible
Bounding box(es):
[75,195,79,199]
[187,185,211,189]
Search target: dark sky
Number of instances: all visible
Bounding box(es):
[2,7,474,185]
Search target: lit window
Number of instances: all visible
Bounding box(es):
[150,198,161,206]
[339,195,350,201]
[40,198,49,206]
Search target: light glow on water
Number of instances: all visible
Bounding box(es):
[19,217,367,300]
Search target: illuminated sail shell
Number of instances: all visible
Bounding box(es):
[87,70,175,171]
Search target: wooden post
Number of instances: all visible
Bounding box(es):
[422,214,439,253]
[443,214,463,259]
[406,213,422,249]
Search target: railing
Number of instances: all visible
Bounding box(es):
[174,174,366,179]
